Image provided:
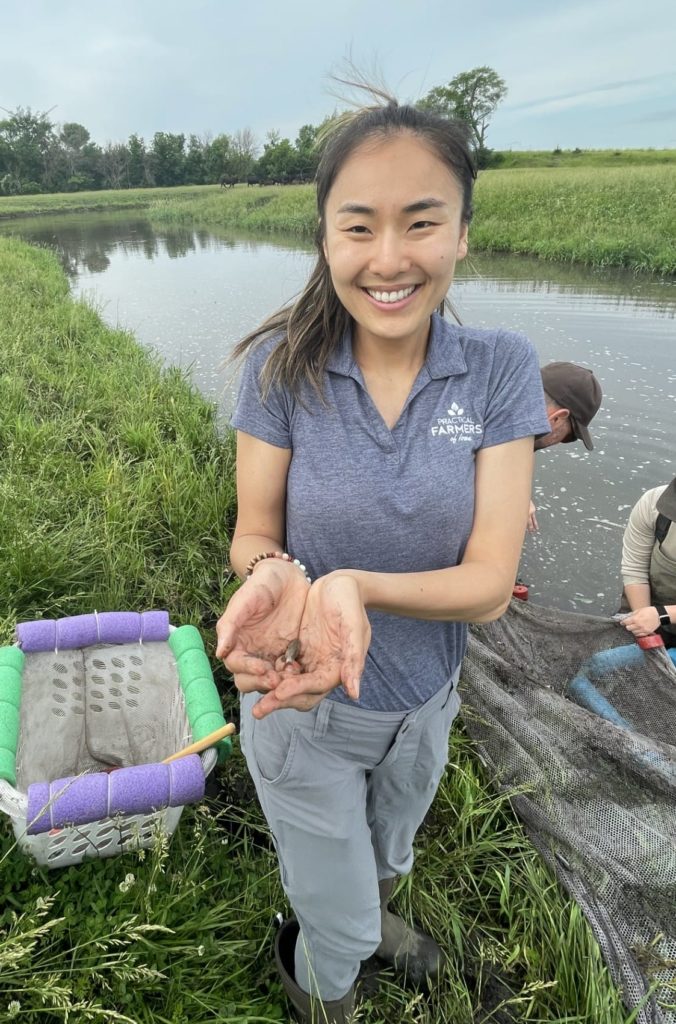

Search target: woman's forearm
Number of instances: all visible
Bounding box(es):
[338,559,516,624]
[229,533,286,580]
[623,582,652,612]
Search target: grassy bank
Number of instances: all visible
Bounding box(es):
[0,237,634,1022]
[0,183,218,220]
[146,163,676,275]
[0,237,236,645]
[470,164,676,273]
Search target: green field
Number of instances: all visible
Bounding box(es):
[0,236,638,1022]
[492,148,676,168]
[471,164,676,274]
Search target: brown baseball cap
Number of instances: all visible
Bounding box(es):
[540,362,602,450]
[656,477,676,521]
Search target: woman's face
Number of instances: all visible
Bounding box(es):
[323,132,468,352]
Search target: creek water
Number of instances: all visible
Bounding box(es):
[3,211,674,617]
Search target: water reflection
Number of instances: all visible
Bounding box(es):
[457,252,676,316]
[0,211,311,280]
[2,210,674,618]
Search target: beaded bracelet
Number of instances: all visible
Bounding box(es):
[244,550,311,584]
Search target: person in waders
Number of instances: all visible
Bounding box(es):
[216,88,551,1023]
[620,477,676,647]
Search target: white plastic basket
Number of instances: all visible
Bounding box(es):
[0,611,227,868]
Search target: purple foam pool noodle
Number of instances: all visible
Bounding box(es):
[26,756,204,834]
[26,781,52,833]
[17,611,169,652]
[109,757,204,816]
[17,614,98,652]
[97,611,169,644]
[27,773,109,834]
[167,755,206,805]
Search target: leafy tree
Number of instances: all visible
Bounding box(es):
[127,134,147,187]
[0,107,55,188]
[148,132,185,186]
[184,134,207,184]
[231,127,259,181]
[100,142,129,189]
[419,66,507,163]
[204,133,234,182]
[0,172,21,195]
[60,122,90,153]
[57,123,101,190]
[256,136,297,183]
[294,123,319,180]
[41,137,69,191]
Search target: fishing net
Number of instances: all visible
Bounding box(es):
[461,598,676,1023]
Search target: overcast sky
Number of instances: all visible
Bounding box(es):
[2,0,675,152]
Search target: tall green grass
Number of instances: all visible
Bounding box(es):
[0,238,643,1021]
[0,184,218,221]
[149,186,316,236]
[0,236,237,647]
[0,805,286,1023]
[471,165,676,274]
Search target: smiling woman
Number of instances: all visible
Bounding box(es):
[324,135,468,365]
[216,87,550,1024]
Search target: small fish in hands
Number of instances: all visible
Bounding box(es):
[284,639,300,664]
[272,640,302,679]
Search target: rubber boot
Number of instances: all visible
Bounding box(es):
[274,918,356,1024]
[375,877,444,987]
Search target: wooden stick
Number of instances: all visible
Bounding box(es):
[162,723,236,764]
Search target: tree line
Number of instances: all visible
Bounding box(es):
[0,67,507,196]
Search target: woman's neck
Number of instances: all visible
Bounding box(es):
[351,322,432,430]
[352,322,431,380]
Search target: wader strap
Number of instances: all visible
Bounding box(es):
[655,513,672,548]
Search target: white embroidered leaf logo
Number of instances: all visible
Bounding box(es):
[448,402,464,416]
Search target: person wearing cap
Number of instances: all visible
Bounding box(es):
[620,478,676,647]
[527,362,603,530]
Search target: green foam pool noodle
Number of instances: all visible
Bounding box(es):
[0,647,23,784]
[169,627,229,761]
[0,702,20,785]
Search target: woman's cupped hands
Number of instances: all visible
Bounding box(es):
[215,564,371,718]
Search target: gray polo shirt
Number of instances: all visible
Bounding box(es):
[232,313,549,711]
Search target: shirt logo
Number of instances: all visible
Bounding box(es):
[431,402,483,442]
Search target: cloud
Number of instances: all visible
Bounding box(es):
[627,107,676,125]
[506,73,676,118]
[87,33,173,60]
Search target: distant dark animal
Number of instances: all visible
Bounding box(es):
[219,174,237,189]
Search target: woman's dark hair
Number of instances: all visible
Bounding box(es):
[232,89,477,400]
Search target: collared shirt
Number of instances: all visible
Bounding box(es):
[232,313,550,711]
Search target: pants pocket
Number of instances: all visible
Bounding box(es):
[251,708,301,786]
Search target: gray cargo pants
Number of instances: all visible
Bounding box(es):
[240,669,461,1000]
